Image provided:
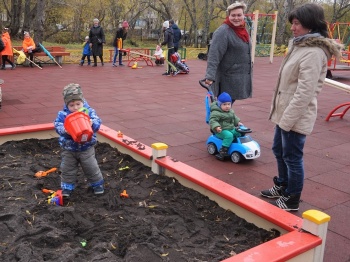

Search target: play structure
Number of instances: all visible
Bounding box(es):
[246,10,278,63]
[324,78,350,121]
[327,22,350,77]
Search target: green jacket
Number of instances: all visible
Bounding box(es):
[209,102,240,133]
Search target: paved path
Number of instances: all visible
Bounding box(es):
[1,57,350,261]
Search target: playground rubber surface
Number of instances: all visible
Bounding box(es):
[0,58,350,261]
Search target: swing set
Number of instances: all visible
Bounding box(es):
[246,10,278,63]
[327,22,350,76]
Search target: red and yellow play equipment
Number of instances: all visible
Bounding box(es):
[0,124,333,261]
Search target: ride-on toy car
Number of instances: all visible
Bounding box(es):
[199,79,261,163]
[206,125,260,163]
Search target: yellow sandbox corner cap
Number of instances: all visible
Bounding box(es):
[151,143,168,150]
[302,209,331,224]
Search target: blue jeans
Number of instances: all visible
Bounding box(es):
[272,125,306,195]
[113,47,122,65]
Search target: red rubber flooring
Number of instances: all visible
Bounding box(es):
[1,57,350,261]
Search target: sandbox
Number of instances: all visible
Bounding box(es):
[0,124,329,262]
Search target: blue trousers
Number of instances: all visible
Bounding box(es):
[113,47,123,65]
[272,125,306,195]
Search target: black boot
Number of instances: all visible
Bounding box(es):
[100,56,104,66]
[92,57,97,67]
[274,188,301,211]
[219,146,229,157]
[216,146,229,161]
[261,176,285,198]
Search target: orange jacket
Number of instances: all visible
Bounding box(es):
[1,33,13,56]
[22,37,36,53]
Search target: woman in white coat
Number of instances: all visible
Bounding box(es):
[260,3,342,211]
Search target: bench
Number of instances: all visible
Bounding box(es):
[11,46,70,66]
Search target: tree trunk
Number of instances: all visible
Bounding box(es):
[275,0,294,45]
[9,0,23,38]
[34,0,46,44]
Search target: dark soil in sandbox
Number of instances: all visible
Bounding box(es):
[0,138,280,262]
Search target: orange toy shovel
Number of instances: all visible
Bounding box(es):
[35,168,57,178]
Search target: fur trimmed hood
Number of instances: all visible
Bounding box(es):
[295,37,343,60]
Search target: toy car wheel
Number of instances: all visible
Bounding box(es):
[231,152,243,163]
[207,143,218,155]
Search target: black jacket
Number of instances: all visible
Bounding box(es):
[172,24,182,44]
[161,28,174,48]
[113,28,128,48]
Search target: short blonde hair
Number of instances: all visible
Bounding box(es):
[227,1,247,14]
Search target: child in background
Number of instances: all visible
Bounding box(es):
[80,36,91,66]
[54,83,104,197]
[22,31,40,67]
[154,44,164,65]
[209,92,242,159]
[1,27,15,70]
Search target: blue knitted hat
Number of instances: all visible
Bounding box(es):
[217,92,232,107]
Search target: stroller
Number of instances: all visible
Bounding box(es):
[199,79,261,163]
[170,52,190,76]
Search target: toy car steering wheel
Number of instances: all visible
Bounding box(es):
[236,125,252,133]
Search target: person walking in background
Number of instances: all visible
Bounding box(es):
[1,28,15,70]
[89,18,105,67]
[169,19,182,52]
[112,21,129,67]
[260,3,342,211]
[80,36,91,66]
[205,2,252,102]
[54,83,104,197]
[160,20,174,76]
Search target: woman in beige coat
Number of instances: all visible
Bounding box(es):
[260,3,342,211]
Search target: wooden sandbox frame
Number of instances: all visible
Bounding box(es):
[0,124,330,262]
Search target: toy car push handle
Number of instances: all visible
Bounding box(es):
[199,79,214,92]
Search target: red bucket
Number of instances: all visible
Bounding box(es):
[64,111,93,143]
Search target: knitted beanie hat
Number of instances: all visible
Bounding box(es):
[122,21,129,28]
[63,83,84,105]
[217,92,232,107]
[163,21,169,29]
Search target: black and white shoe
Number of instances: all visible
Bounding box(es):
[260,176,283,198]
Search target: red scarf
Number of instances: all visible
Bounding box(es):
[223,17,249,43]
